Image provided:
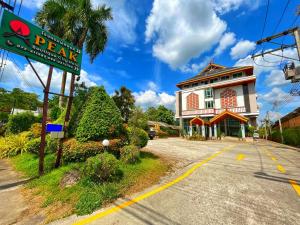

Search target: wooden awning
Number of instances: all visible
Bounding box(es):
[209,110,248,124]
[190,117,208,126]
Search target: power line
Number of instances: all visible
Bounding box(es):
[260,0,270,40]
[272,0,291,34]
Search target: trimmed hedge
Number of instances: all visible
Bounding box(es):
[271,127,300,147]
[120,145,140,164]
[6,112,36,134]
[24,136,58,155]
[83,153,120,183]
[76,87,124,142]
[62,138,124,162]
[127,127,148,148]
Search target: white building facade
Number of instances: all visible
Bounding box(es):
[175,63,259,138]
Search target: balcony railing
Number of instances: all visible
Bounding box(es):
[182,107,246,116]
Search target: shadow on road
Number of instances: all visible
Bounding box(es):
[0,178,33,190]
[254,172,299,184]
[114,198,181,225]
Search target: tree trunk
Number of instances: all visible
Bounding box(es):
[59,71,67,108]
[39,66,53,176]
[55,74,76,168]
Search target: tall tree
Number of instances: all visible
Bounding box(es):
[112,86,135,123]
[35,0,112,107]
[145,105,175,125]
[36,0,112,169]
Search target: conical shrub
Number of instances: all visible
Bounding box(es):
[76,86,123,142]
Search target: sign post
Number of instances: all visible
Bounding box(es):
[0,10,83,175]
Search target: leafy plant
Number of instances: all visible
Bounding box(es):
[188,134,206,141]
[120,145,140,164]
[76,87,124,142]
[127,127,148,148]
[62,138,124,162]
[157,130,169,138]
[0,132,30,158]
[30,123,42,138]
[6,112,37,134]
[82,153,121,183]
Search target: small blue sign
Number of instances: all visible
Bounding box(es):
[46,124,63,132]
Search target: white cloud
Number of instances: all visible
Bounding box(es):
[230,40,256,59]
[214,32,236,56]
[147,81,159,91]
[234,47,299,77]
[265,70,289,87]
[212,0,261,14]
[1,59,98,93]
[145,0,227,69]
[116,57,123,63]
[133,90,175,110]
[268,111,282,122]
[259,87,293,105]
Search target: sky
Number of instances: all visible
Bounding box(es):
[0,0,299,123]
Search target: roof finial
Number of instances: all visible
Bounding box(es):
[209,58,214,65]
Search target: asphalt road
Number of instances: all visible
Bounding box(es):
[53,138,300,225]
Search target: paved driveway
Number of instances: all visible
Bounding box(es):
[53,138,300,225]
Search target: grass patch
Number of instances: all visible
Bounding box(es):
[10,151,169,222]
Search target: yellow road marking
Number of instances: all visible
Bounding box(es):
[289,180,300,196]
[271,157,277,161]
[236,154,245,161]
[73,145,235,225]
[277,164,286,173]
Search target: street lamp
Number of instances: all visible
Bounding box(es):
[102,139,109,152]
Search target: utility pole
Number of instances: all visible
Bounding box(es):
[39,66,53,176]
[264,119,268,141]
[267,111,272,137]
[278,117,284,144]
[294,28,300,59]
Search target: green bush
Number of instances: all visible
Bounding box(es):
[62,138,124,162]
[160,127,179,136]
[271,127,300,147]
[24,136,58,155]
[0,132,30,158]
[283,128,300,147]
[76,87,124,142]
[127,127,148,148]
[157,130,168,138]
[50,106,61,121]
[6,112,37,134]
[30,123,42,138]
[24,138,41,154]
[83,153,120,182]
[188,134,206,141]
[120,145,140,164]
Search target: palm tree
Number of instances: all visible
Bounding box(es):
[36,0,112,169]
[36,0,112,107]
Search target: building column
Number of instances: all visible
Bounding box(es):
[202,125,205,138]
[240,123,245,139]
[196,124,200,134]
[224,119,227,136]
[214,123,217,139]
[189,125,193,136]
[209,126,212,139]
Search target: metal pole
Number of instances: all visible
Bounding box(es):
[39,66,53,176]
[55,74,76,168]
[293,28,300,60]
[279,117,284,144]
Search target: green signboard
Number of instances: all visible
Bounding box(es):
[0,10,82,75]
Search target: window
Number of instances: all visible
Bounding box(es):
[205,88,213,98]
[220,76,229,81]
[233,72,243,79]
[192,83,198,87]
[210,78,218,83]
[183,85,190,89]
[205,100,214,109]
[186,93,199,110]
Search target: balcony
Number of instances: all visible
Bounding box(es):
[182,107,246,116]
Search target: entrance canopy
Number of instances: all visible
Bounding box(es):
[210,110,248,124]
[190,117,208,126]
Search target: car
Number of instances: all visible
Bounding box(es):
[148,130,156,140]
[253,132,259,140]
